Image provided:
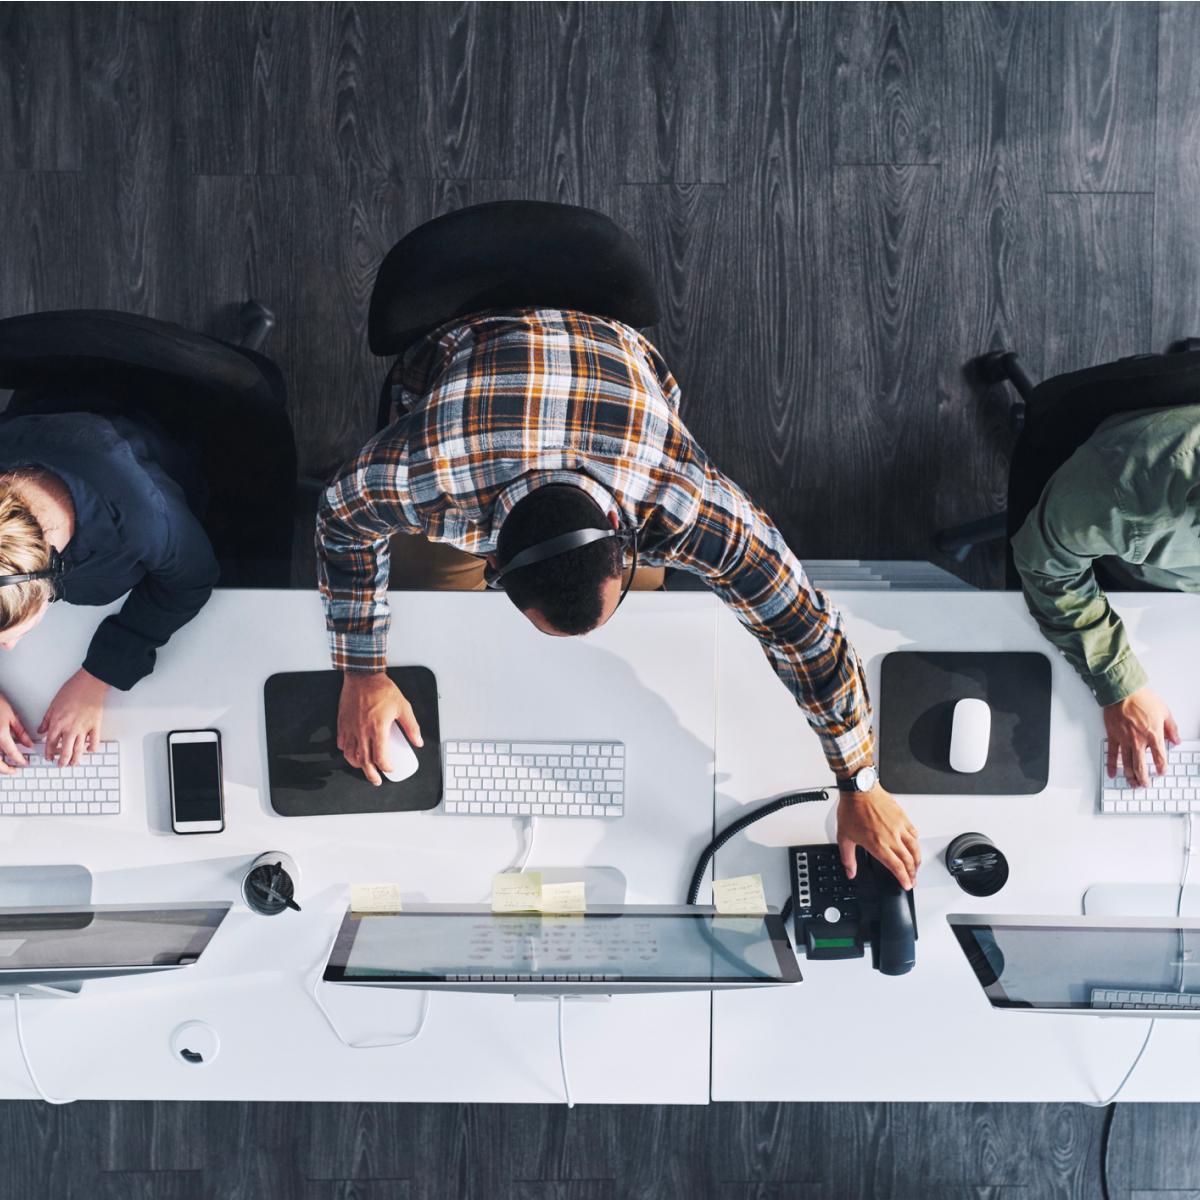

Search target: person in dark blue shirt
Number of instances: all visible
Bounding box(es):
[0,411,218,768]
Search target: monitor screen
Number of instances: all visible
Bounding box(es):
[0,904,230,972]
[948,915,1200,1010]
[323,906,801,987]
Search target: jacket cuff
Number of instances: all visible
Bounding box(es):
[820,719,876,781]
[329,631,388,673]
[1089,655,1149,708]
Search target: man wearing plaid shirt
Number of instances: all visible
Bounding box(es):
[317,308,920,888]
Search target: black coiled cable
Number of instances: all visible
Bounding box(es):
[686,789,829,906]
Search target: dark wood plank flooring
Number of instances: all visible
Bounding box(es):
[3,2,1200,1195]
[1,1099,1199,1198]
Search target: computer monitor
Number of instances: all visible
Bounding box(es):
[948,913,1200,1017]
[0,902,232,997]
[323,904,802,995]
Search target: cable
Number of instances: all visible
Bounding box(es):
[556,994,573,1108]
[309,919,431,1050]
[687,790,828,905]
[510,816,537,875]
[1094,811,1197,1199]
[11,994,74,1105]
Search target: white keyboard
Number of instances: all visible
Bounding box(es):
[1099,738,1200,814]
[441,740,625,818]
[1091,987,1200,1011]
[0,741,121,815]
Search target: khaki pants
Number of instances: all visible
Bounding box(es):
[388,532,665,592]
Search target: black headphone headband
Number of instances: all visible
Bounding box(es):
[0,547,64,601]
[491,503,637,587]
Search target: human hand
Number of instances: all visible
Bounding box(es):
[837,784,921,891]
[0,691,34,774]
[337,672,424,787]
[38,668,109,767]
[1104,686,1180,787]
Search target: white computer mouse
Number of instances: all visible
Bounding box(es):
[381,722,420,783]
[949,697,991,774]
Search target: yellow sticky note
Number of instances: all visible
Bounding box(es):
[350,884,404,913]
[712,874,768,915]
[539,881,586,914]
[492,871,542,913]
[712,916,765,935]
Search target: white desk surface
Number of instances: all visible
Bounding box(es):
[0,590,718,1103]
[711,591,1200,1102]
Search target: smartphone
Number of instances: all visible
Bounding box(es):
[168,729,225,835]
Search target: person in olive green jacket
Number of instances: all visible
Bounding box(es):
[1011,405,1200,788]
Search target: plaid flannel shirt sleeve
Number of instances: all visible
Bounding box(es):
[667,462,875,778]
[315,427,421,671]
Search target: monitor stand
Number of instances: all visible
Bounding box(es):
[0,867,93,997]
[0,864,92,909]
[1083,883,1200,918]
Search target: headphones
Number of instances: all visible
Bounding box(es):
[0,547,65,602]
[487,508,639,607]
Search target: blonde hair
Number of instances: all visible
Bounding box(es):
[0,475,55,630]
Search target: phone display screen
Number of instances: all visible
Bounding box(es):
[171,740,222,824]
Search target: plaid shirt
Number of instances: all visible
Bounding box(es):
[317,309,874,776]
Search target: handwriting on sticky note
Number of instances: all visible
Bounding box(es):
[492,871,542,913]
[350,884,404,913]
[539,881,586,914]
[712,874,768,915]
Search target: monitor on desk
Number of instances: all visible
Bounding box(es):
[949,913,1200,1017]
[0,902,232,997]
[323,904,802,995]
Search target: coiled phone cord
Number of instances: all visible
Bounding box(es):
[686,789,829,905]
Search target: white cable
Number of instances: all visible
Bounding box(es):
[556,994,574,1108]
[11,994,74,1105]
[309,919,431,1050]
[506,816,537,875]
[1086,812,1197,1107]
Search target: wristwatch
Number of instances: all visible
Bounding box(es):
[836,765,878,794]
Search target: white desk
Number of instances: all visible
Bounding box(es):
[0,590,719,1103]
[711,592,1200,1102]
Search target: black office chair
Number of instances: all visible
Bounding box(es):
[0,302,297,587]
[936,339,1200,587]
[367,200,661,431]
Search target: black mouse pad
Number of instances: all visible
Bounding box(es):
[264,667,442,816]
[877,651,1050,795]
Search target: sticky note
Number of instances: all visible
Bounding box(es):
[492,871,543,913]
[712,874,768,915]
[539,881,586,914]
[350,884,404,913]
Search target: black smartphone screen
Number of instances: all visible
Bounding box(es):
[171,740,222,824]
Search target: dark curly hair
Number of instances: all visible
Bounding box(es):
[496,485,622,634]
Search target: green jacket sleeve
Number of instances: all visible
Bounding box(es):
[1010,449,1148,706]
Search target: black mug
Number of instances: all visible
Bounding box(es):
[945,832,1008,897]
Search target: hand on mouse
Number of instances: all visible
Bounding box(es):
[1104,686,1179,788]
[338,671,423,786]
[837,783,921,891]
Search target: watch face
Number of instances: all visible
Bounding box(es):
[855,766,878,791]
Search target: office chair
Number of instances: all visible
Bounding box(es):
[367,199,661,432]
[0,303,298,587]
[936,339,1200,586]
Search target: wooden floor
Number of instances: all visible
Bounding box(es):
[5,1,1200,1195]
[3,1098,1200,1199]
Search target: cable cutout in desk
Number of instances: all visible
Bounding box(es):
[309,914,431,1050]
[11,994,74,1105]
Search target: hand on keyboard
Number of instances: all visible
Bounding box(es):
[38,667,110,767]
[0,690,34,774]
[1103,686,1180,787]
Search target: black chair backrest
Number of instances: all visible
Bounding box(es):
[0,309,282,409]
[1024,350,1200,451]
[367,200,661,358]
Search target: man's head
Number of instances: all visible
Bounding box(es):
[494,485,626,636]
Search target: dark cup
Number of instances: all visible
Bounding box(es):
[945,831,1008,897]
